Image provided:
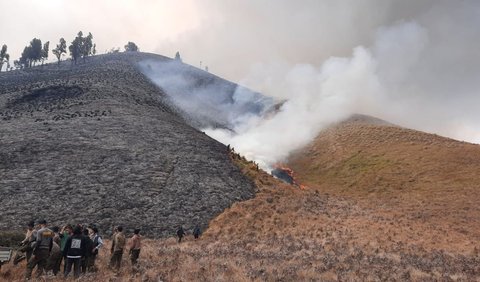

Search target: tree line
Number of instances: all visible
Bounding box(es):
[0,32,141,72]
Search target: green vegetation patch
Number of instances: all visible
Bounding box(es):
[0,231,24,247]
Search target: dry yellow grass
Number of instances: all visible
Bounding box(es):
[289,115,480,254]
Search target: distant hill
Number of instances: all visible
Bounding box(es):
[0,52,256,236]
[288,114,480,252]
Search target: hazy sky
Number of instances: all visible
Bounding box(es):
[1,0,467,81]
[2,0,480,154]
[0,0,200,63]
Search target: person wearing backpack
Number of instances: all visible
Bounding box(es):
[89,227,103,272]
[25,219,53,280]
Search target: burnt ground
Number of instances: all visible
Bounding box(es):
[0,52,255,237]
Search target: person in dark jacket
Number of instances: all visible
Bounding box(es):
[81,228,94,274]
[176,226,186,243]
[63,226,87,278]
[193,225,201,240]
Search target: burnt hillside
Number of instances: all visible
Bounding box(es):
[0,52,255,237]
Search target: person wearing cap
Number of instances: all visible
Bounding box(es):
[109,226,125,272]
[25,219,54,279]
[128,228,142,271]
[63,226,88,278]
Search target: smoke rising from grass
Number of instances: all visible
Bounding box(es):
[207,17,480,168]
[144,1,480,168]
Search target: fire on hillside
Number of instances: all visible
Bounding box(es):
[271,165,306,189]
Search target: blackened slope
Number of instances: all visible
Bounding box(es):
[0,52,255,237]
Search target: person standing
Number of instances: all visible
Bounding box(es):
[89,227,103,272]
[109,226,125,272]
[25,219,54,280]
[14,221,36,265]
[110,226,118,254]
[177,226,186,243]
[59,224,73,273]
[128,228,142,271]
[63,226,87,278]
[81,228,94,274]
[50,226,62,275]
[193,225,201,240]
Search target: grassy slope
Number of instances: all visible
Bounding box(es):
[288,115,480,254]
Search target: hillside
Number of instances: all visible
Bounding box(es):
[0,52,256,237]
[288,114,480,254]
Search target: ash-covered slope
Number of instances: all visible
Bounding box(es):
[0,52,255,236]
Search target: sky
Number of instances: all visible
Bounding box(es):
[1,0,480,166]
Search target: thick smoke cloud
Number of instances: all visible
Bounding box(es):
[158,1,480,168]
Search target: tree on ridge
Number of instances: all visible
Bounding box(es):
[175,51,182,62]
[52,38,67,65]
[41,41,49,65]
[0,44,9,72]
[124,41,139,52]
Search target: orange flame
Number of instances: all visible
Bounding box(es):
[273,165,307,189]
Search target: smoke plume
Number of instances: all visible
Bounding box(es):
[145,1,480,168]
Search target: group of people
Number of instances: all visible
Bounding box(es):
[15,219,142,280]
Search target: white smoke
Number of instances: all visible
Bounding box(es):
[141,1,480,169]
[203,19,480,168]
[205,45,381,168]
